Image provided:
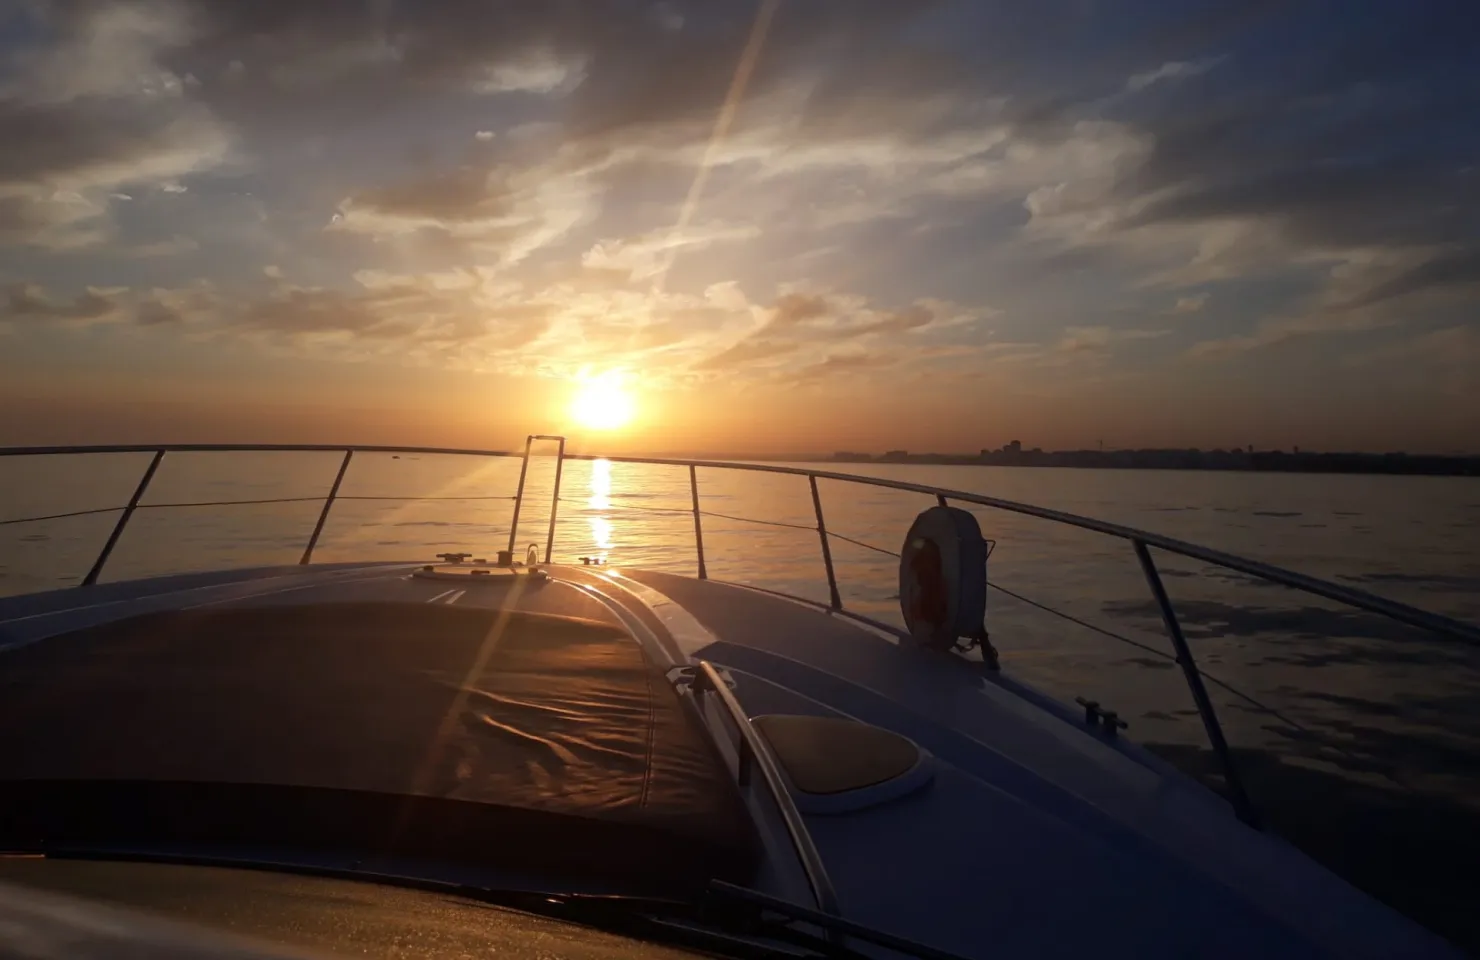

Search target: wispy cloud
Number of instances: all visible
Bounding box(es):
[581,222,761,282]
[1125,58,1222,92]
[1167,293,1208,314]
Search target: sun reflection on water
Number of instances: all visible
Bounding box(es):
[588,458,611,510]
[587,459,613,560]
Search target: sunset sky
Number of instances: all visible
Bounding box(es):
[1,1,1476,456]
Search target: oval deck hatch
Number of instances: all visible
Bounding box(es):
[752,714,933,814]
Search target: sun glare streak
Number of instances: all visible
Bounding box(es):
[328,455,514,553]
[392,573,527,845]
[648,0,780,296]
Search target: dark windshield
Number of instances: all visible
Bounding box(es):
[0,858,710,960]
[0,604,756,897]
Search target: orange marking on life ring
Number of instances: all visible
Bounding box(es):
[909,538,949,627]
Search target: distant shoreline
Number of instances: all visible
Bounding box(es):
[665,450,1480,477]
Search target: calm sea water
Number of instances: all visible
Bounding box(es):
[4,451,1480,942]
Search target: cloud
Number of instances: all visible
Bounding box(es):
[1185,308,1396,359]
[5,2,195,104]
[0,188,110,249]
[1105,22,1478,298]
[976,3,1480,359]
[1,283,128,326]
[1125,58,1220,93]
[0,3,231,249]
[861,304,936,335]
[687,288,990,381]
[174,1,1034,265]
[1340,249,1480,310]
[768,293,830,328]
[1168,294,1208,314]
[580,222,760,282]
[119,235,199,258]
[693,337,794,370]
[329,138,605,264]
[0,280,233,331]
[231,272,556,356]
[788,351,894,383]
[1056,325,1168,353]
[337,166,513,227]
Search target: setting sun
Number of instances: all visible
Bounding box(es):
[570,373,636,430]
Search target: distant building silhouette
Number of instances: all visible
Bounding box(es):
[828,444,1478,476]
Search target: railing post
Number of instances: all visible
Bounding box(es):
[809,475,842,610]
[300,449,353,565]
[507,435,534,555]
[83,449,165,586]
[545,436,566,564]
[1134,540,1258,826]
[937,494,948,507]
[690,464,708,579]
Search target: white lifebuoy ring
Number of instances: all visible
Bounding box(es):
[899,506,987,650]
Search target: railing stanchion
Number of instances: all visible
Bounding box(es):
[300,449,353,565]
[810,475,842,610]
[545,436,566,563]
[82,449,165,586]
[1134,539,1258,826]
[507,436,534,556]
[690,464,707,579]
[937,494,948,507]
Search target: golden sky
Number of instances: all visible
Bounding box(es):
[1,2,1476,454]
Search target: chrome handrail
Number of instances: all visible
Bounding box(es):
[5,439,1479,826]
[692,660,840,922]
[564,453,1480,647]
[0,443,519,458]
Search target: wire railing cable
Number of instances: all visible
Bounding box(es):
[3,494,518,527]
[137,496,326,509]
[700,509,818,533]
[982,579,1395,784]
[555,497,694,516]
[0,506,124,526]
[826,530,901,558]
[988,580,1175,664]
[335,494,516,502]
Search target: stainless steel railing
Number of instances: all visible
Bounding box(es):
[691,660,840,922]
[4,437,1479,826]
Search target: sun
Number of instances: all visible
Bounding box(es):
[570,372,636,430]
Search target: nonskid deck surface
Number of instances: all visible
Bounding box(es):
[610,569,1463,960]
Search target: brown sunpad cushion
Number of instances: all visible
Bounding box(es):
[753,714,921,796]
